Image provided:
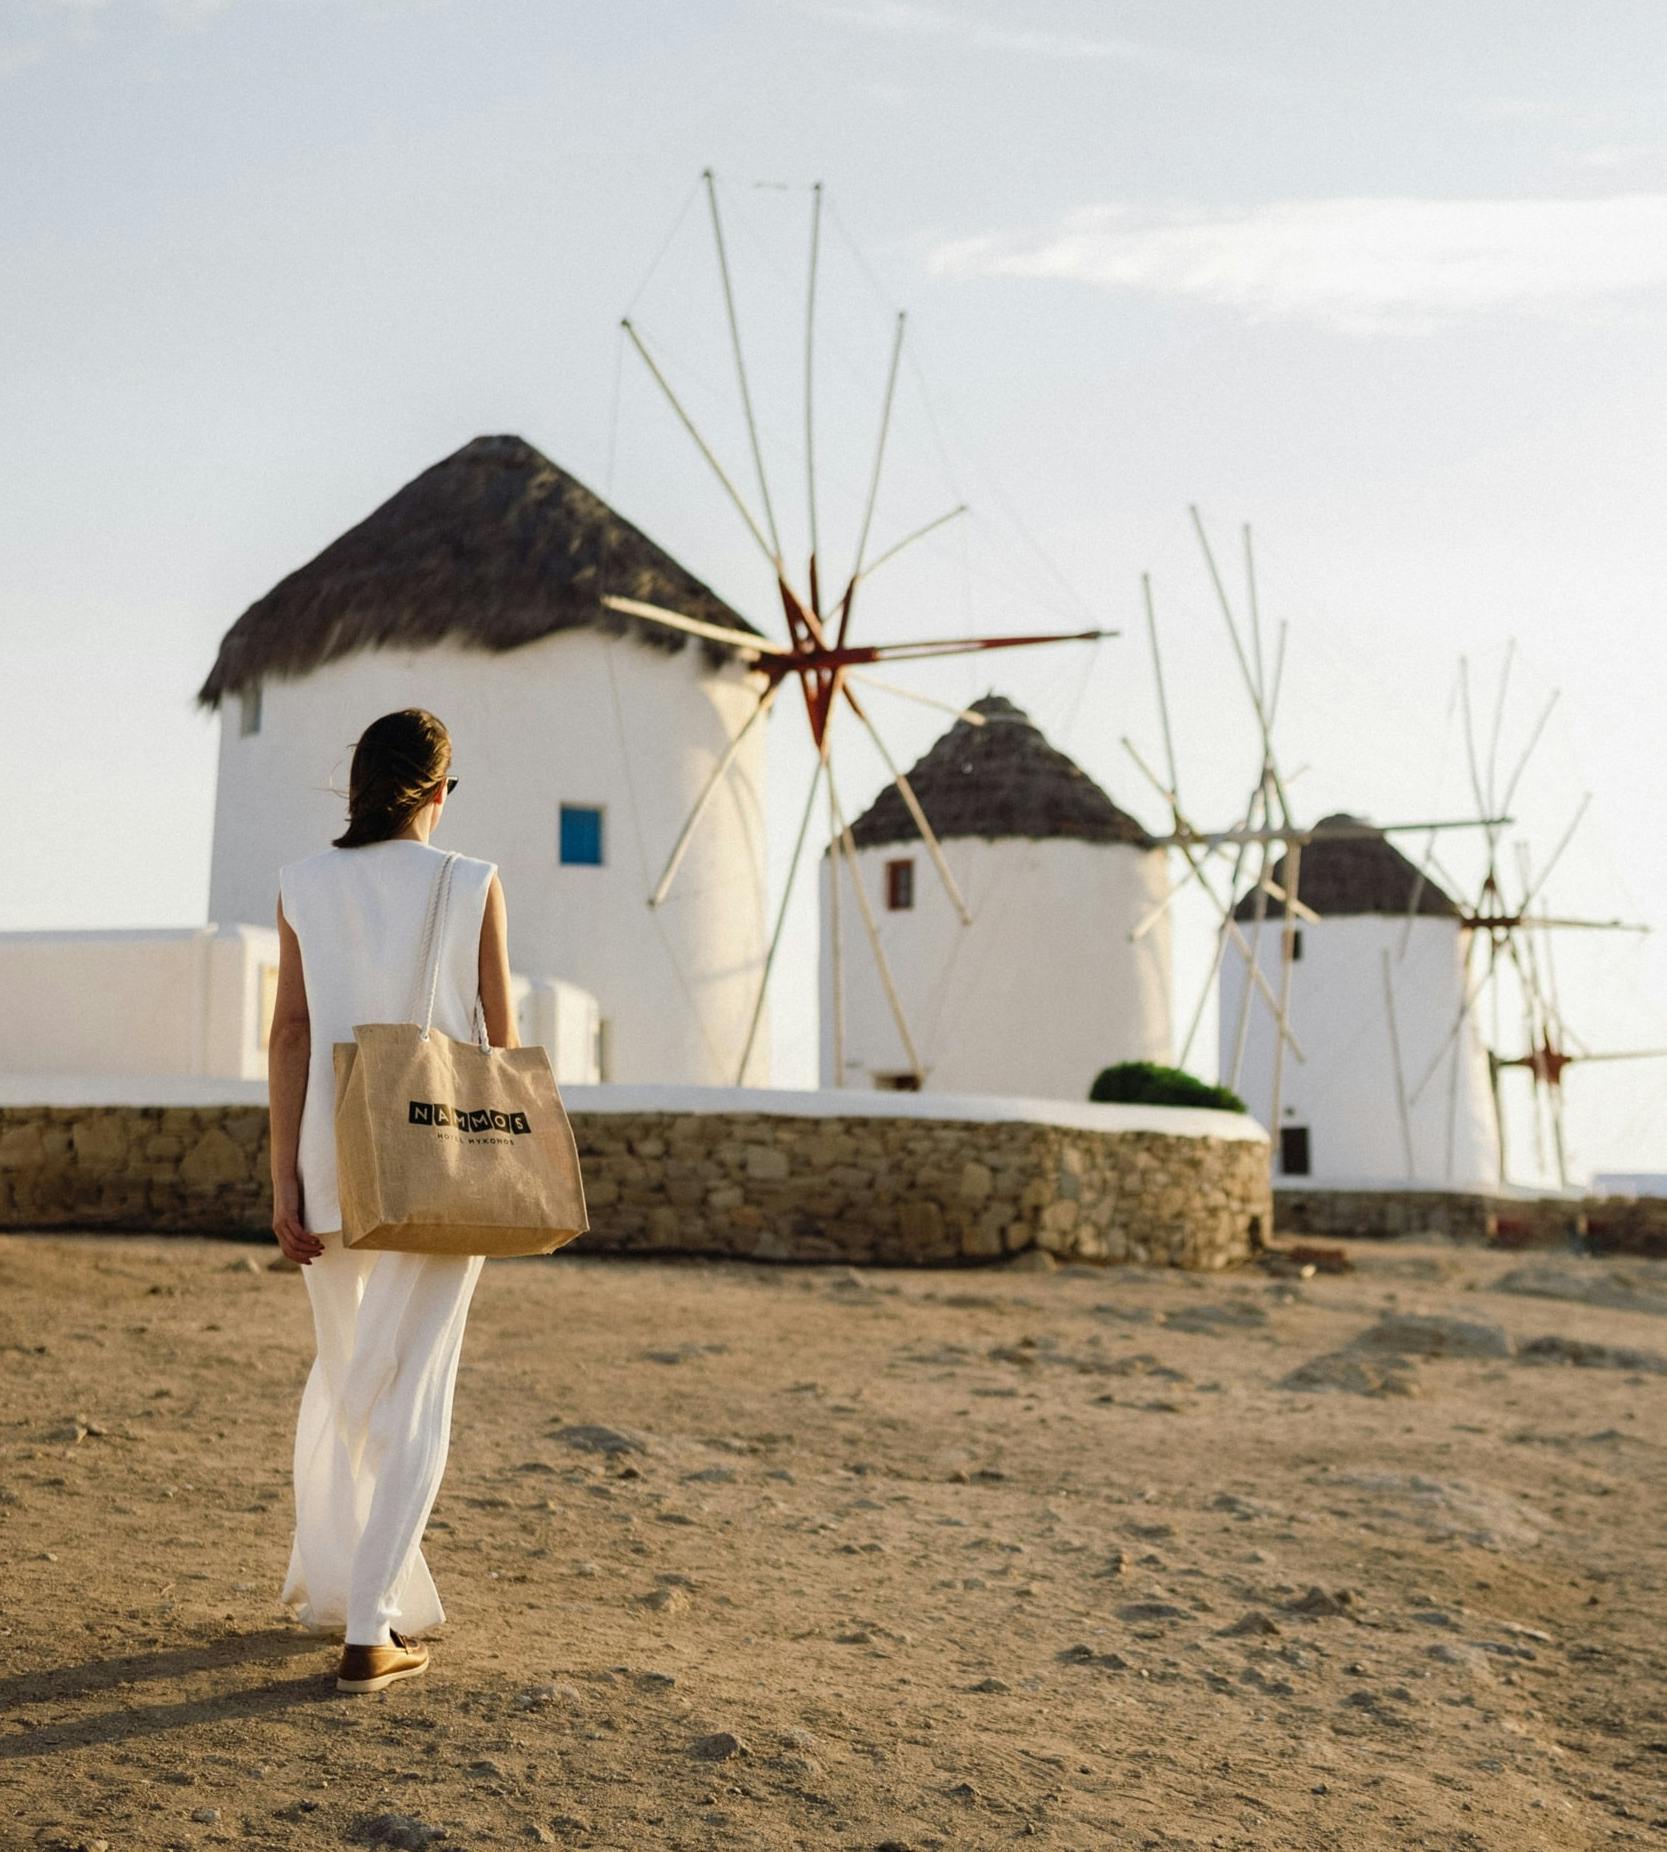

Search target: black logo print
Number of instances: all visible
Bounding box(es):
[409,1100,531,1135]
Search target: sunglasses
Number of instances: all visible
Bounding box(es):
[438,777,458,797]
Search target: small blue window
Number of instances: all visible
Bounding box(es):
[560,804,604,866]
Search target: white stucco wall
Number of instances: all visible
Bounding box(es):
[0,931,604,1086]
[1218,913,1501,1188]
[817,835,1174,1100]
[0,925,279,1081]
[206,630,770,1087]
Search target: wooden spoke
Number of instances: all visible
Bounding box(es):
[825,752,845,1083]
[621,318,779,573]
[601,594,792,656]
[855,504,970,585]
[1499,688,1560,817]
[1520,792,1592,911]
[736,755,827,1085]
[805,180,824,616]
[1242,523,1267,712]
[829,763,925,1085]
[1190,505,1263,730]
[704,170,785,566]
[1150,816,1509,850]
[648,681,782,908]
[844,671,990,726]
[841,682,973,925]
[860,627,1114,664]
[1141,573,1182,799]
[1411,948,1497,1106]
[1228,780,1274,1093]
[1485,639,1517,817]
[836,309,907,649]
[1176,822,1255,1070]
[1381,947,1416,1177]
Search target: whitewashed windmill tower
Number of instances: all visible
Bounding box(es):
[198,433,771,1087]
[819,694,1173,1097]
[1219,815,1501,1186]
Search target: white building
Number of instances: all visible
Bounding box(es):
[0,926,279,1083]
[1219,813,1501,1188]
[198,434,770,1087]
[0,925,601,1086]
[818,694,1173,1099]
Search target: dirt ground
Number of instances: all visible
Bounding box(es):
[3,1230,1667,1852]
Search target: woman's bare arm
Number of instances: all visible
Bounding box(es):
[478,872,520,1050]
[268,897,322,1264]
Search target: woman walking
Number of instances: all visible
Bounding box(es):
[266,707,514,1693]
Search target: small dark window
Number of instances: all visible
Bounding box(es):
[560,805,604,866]
[885,858,914,911]
[1280,1126,1311,1176]
[239,682,262,737]
[875,1071,921,1091]
[1291,929,1303,961]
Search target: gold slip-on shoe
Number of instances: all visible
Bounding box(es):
[336,1629,430,1694]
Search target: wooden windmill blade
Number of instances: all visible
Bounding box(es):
[599,595,792,657]
[1175,784,1262,1070]
[1380,946,1417,1177]
[1121,740,1305,1062]
[828,763,925,1085]
[1501,928,1551,1178]
[1411,941,1499,1105]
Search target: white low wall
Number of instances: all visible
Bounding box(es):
[0,929,602,1088]
[0,925,279,1082]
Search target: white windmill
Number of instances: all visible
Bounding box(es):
[1395,648,1659,1189]
[1124,510,1511,1185]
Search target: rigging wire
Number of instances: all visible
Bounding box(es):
[621,175,705,319]
[624,309,1089,629]
[623,179,1096,632]
[824,198,1100,630]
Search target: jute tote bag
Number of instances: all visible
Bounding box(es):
[331,850,589,1257]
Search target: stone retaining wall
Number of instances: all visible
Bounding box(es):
[1274,1186,1667,1255]
[0,1102,1270,1269]
[1582,1196,1667,1259]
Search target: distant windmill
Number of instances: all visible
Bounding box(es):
[1122,510,1508,1184]
[1398,650,1656,1187]
[600,171,1116,1085]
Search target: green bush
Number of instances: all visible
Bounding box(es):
[1088,1061,1247,1114]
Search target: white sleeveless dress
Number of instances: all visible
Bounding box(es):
[278,838,497,1234]
[276,836,499,1646]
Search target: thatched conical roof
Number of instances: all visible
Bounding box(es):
[1234,812,1459,919]
[196,435,758,707]
[843,694,1154,851]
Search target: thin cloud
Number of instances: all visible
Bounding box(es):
[0,41,47,75]
[5,0,444,67]
[1578,143,1658,171]
[929,195,1667,334]
[807,0,1251,89]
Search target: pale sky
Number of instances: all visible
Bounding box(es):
[3,1,1665,1181]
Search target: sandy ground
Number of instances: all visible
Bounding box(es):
[3,1232,1667,1852]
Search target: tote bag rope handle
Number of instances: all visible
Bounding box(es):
[409,850,491,1052]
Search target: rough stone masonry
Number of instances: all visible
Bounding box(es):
[0,1103,1271,1268]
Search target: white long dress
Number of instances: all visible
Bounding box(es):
[275,837,498,1646]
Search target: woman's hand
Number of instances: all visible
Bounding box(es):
[273,1176,323,1265]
